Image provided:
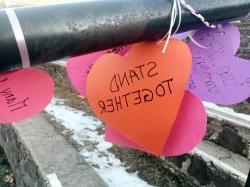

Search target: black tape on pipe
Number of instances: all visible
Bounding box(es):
[0,0,250,71]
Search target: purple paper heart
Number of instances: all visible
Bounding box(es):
[188,23,250,105]
[191,23,240,55]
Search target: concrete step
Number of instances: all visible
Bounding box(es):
[0,115,107,187]
[196,141,249,182]
[163,141,249,186]
[204,103,250,159]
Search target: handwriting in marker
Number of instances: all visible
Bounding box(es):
[0,68,54,123]
[87,40,192,155]
[67,45,131,96]
[0,87,30,112]
[188,23,250,105]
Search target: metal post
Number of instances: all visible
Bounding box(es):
[0,0,250,71]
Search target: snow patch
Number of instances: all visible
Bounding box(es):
[46,173,63,187]
[45,98,154,187]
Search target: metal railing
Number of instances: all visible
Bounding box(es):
[0,0,249,71]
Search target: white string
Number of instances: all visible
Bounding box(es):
[5,8,31,68]
[162,0,216,53]
[188,31,208,49]
[162,0,182,53]
[173,0,182,35]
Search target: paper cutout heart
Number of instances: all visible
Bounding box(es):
[67,45,130,96]
[188,23,250,105]
[0,68,54,123]
[105,91,207,156]
[86,39,192,155]
[191,23,240,54]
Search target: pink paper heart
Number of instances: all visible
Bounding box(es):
[67,45,130,96]
[105,91,207,156]
[0,68,54,123]
[188,23,250,105]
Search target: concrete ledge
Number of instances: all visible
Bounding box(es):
[0,114,107,187]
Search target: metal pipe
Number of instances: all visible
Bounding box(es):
[0,0,250,71]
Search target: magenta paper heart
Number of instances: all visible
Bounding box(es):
[105,91,207,156]
[188,23,250,105]
[67,45,130,96]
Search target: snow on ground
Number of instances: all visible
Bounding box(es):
[46,173,63,187]
[45,98,154,187]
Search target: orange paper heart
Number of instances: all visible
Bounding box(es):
[87,39,192,155]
